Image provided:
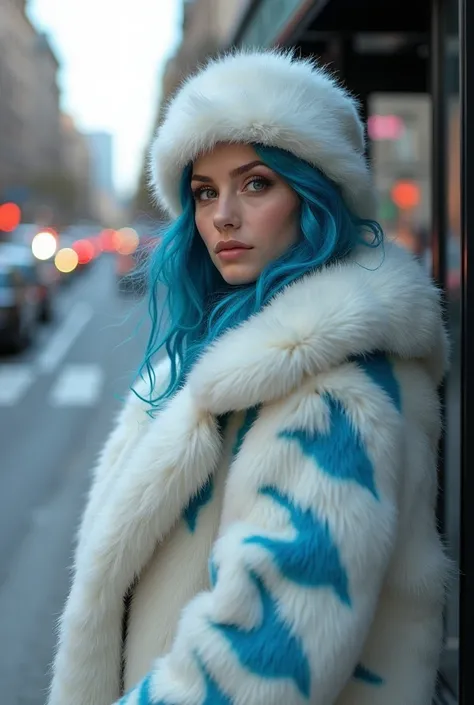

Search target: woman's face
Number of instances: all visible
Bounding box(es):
[191,143,300,285]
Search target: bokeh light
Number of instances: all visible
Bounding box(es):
[72,239,95,265]
[31,231,57,260]
[0,202,21,232]
[99,228,117,252]
[89,236,102,255]
[113,227,139,255]
[55,247,79,273]
[391,180,421,209]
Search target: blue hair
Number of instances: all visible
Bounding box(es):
[134,145,383,412]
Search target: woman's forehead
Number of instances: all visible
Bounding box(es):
[192,143,259,174]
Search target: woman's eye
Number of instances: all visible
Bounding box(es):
[194,187,217,202]
[245,177,269,192]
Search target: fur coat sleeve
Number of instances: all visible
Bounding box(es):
[73,361,170,565]
[115,355,405,705]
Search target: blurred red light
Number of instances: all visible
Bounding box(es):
[391,180,421,209]
[72,238,95,264]
[0,202,21,232]
[89,236,102,255]
[100,229,117,252]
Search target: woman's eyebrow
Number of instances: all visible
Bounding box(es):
[191,160,266,183]
[229,160,266,177]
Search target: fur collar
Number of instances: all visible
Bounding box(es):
[79,240,447,603]
[188,240,447,415]
[50,241,447,705]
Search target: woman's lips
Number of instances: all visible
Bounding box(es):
[217,247,252,261]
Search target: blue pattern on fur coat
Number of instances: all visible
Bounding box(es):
[116,354,396,705]
[47,243,449,705]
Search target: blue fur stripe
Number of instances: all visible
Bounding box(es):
[209,556,219,588]
[213,571,311,698]
[137,675,152,704]
[353,662,384,685]
[280,394,379,499]
[198,659,234,704]
[352,352,401,411]
[245,486,351,605]
[232,406,260,458]
[118,673,170,705]
[183,476,214,532]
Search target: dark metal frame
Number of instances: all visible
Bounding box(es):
[429,3,452,694]
[430,14,449,676]
[459,0,474,702]
[430,0,448,299]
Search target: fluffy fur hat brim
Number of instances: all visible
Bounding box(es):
[149,49,376,220]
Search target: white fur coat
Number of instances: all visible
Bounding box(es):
[48,242,449,705]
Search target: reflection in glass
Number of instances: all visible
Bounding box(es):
[368,93,432,268]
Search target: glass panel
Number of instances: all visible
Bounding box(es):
[368,93,432,266]
[441,0,461,696]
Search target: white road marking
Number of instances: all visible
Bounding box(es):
[37,302,93,373]
[0,365,35,406]
[49,364,103,407]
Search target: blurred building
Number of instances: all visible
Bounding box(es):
[0,0,62,220]
[85,132,114,196]
[85,131,121,224]
[33,33,61,173]
[60,115,95,221]
[174,0,250,77]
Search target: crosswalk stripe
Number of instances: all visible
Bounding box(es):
[37,302,93,373]
[49,364,103,407]
[0,365,35,406]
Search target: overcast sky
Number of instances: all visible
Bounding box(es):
[28,0,182,197]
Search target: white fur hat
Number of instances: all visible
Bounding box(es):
[149,50,376,219]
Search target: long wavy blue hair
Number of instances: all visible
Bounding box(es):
[134,144,383,411]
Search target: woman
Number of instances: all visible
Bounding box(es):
[48,50,448,705]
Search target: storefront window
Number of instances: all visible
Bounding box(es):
[369,10,461,695]
[368,93,432,265]
[440,0,461,696]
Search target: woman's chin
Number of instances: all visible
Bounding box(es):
[218,264,259,286]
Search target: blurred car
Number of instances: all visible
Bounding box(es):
[0,262,39,352]
[0,242,57,322]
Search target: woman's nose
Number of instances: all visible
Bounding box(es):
[213,197,241,232]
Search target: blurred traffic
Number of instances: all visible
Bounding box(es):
[0,213,159,354]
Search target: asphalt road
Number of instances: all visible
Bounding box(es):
[0,255,151,705]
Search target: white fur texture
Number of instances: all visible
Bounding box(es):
[48,242,449,705]
[150,49,376,219]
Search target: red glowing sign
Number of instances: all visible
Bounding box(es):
[368,115,404,141]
